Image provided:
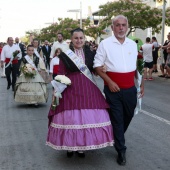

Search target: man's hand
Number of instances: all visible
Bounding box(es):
[108,81,120,92]
[138,85,144,98]
[102,64,107,73]
[138,78,144,98]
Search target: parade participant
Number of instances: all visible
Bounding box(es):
[0,42,6,78]
[50,33,69,61]
[94,15,144,165]
[14,45,48,105]
[42,40,51,70]
[15,37,26,76]
[46,28,114,158]
[32,39,49,83]
[1,37,21,91]
[49,48,62,80]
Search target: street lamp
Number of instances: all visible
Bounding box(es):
[67,1,82,28]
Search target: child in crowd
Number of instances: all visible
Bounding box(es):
[49,48,62,80]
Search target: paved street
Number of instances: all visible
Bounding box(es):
[0,72,170,170]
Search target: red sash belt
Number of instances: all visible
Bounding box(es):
[105,71,135,89]
[5,58,18,64]
[53,65,59,74]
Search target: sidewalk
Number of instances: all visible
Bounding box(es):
[146,63,170,82]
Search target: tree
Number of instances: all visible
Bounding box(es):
[26,18,90,43]
[98,0,162,36]
[85,25,107,40]
[165,7,170,26]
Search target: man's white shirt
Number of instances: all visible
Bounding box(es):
[50,41,69,59]
[1,44,21,61]
[141,43,154,62]
[93,35,137,73]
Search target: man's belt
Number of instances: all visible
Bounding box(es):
[105,71,135,89]
[5,58,18,64]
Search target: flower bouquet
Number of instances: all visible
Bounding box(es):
[135,53,144,115]
[51,75,71,110]
[54,75,71,85]
[137,53,144,75]
[21,64,37,78]
[13,50,20,60]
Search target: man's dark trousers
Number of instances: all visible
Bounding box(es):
[5,64,18,88]
[104,85,137,154]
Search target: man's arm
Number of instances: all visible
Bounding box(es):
[139,78,144,98]
[95,66,120,92]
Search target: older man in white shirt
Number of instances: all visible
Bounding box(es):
[94,15,144,166]
[50,33,69,60]
[1,37,21,91]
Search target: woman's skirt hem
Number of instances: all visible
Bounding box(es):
[46,141,114,151]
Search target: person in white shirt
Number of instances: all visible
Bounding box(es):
[50,33,69,61]
[140,37,154,80]
[1,37,21,91]
[93,15,144,166]
[15,37,26,76]
[49,48,62,80]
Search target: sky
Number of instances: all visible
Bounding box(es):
[0,0,109,42]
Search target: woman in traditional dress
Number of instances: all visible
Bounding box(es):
[46,28,114,157]
[14,45,48,106]
[0,42,6,78]
[32,39,49,83]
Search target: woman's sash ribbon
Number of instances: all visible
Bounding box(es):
[25,55,38,71]
[34,49,46,71]
[64,49,96,85]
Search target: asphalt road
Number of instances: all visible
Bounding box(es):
[0,72,170,170]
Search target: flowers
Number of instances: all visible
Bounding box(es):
[51,75,71,110]
[137,53,144,75]
[21,64,36,78]
[54,75,71,85]
[13,50,20,59]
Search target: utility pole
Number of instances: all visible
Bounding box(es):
[160,0,166,64]
[67,1,82,29]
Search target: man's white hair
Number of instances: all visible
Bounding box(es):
[112,15,128,27]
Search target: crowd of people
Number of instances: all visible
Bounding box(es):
[138,33,170,80]
[0,15,146,166]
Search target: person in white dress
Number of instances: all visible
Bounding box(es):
[14,45,48,105]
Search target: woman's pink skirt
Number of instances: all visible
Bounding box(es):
[46,109,114,151]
